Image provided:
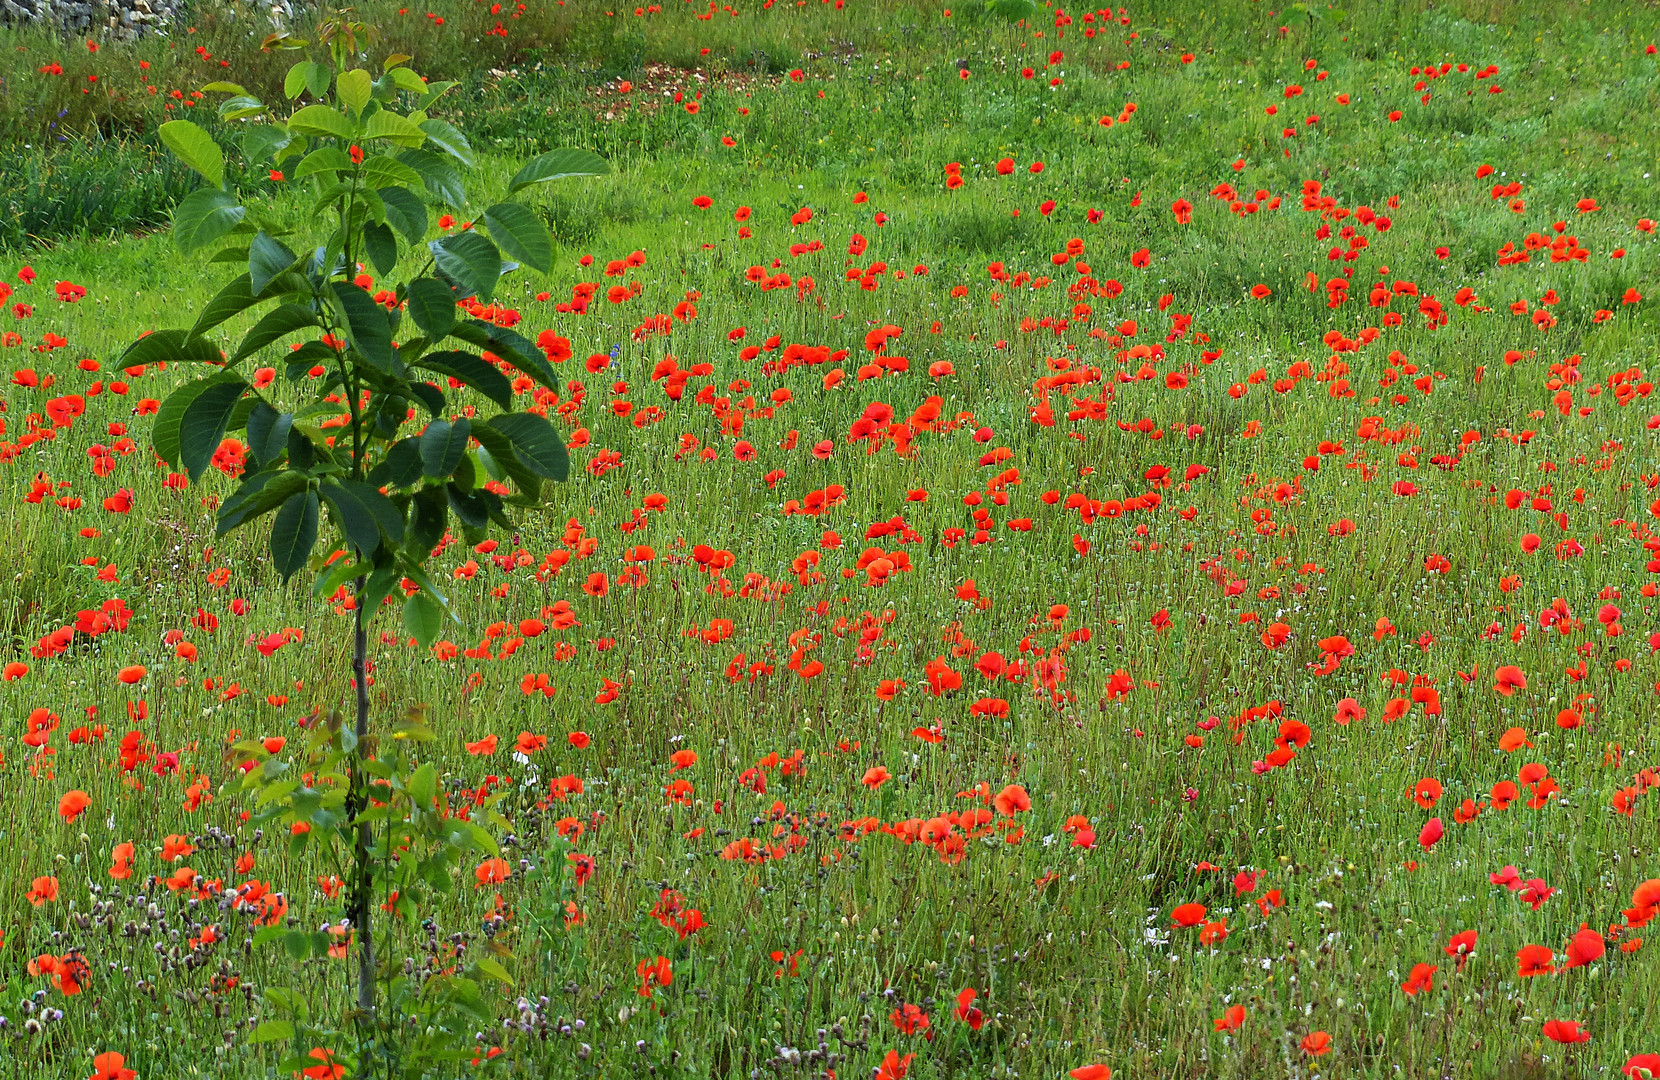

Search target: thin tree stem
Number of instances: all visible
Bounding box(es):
[350,578,376,1018]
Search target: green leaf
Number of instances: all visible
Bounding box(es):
[248,1019,296,1044]
[484,412,569,481]
[388,66,428,95]
[379,185,429,245]
[448,320,558,392]
[475,957,514,986]
[398,148,466,207]
[232,304,319,364]
[463,820,502,857]
[249,232,300,297]
[245,403,291,466]
[364,221,398,277]
[252,925,288,950]
[362,154,423,190]
[408,485,447,552]
[218,95,267,122]
[201,81,250,95]
[152,377,219,470]
[270,489,320,582]
[470,431,541,501]
[406,380,446,417]
[180,375,250,482]
[241,123,293,166]
[415,351,513,408]
[336,69,372,115]
[158,119,225,189]
[287,103,357,140]
[360,557,405,613]
[284,60,324,99]
[507,148,611,193]
[311,554,364,601]
[320,480,405,557]
[371,437,425,488]
[189,272,261,339]
[219,469,309,533]
[404,589,443,647]
[119,327,224,370]
[429,231,503,303]
[294,146,354,179]
[405,278,456,338]
[173,188,247,253]
[419,417,470,480]
[407,761,437,808]
[328,282,394,372]
[365,110,428,147]
[482,202,554,274]
[417,118,474,167]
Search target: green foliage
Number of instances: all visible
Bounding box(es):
[133,53,604,630]
[231,706,513,1079]
[130,43,605,1075]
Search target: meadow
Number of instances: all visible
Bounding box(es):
[1,0,1659,1077]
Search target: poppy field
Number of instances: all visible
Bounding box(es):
[3,1,1660,1078]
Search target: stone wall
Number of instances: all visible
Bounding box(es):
[1,0,179,37]
[1,0,300,41]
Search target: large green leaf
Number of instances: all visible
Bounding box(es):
[189,272,264,340]
[336,69,372,115]
[180,374,251,482]
[320,480,405,557]
[363,155,423,190]
[284,59,326,99]
[407,485,447,552]
[407,761,437,807]
[387,66,429,96]
[232,303,320,364]
[158,119,224,189]
[173,188,247,253]
[404,589,443,647]
[365,110,428,147]
[287,103,357,140]
[270,489,320,582]
[447,320,558,392]
[118,327,224,370]
[294,146,354,179]
[248,1020,296,1045]
[241,124,293,166]
[398,148,466,207]
[419,418,470,480]
[363,222,398,277]
[245,403,294,467]
[405,277,456,338]
[218,95,268,122]
[429,231,503,304]
[469,427,544,501]
[485,412,569,482]
[507,148,611,193]
[249,232,300,297]
[218,468,308,533]
[417,118,474,167]
[358,557,405,614]
[372,437,425,488]
[415,350,513,408]
[482,202,553,273]
[329,282,394,372]
[152,376,221,470]
[378,185,429,245]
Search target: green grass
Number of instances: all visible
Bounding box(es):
[2,1,1660,1078]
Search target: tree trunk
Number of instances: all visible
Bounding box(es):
[350,579,376,1016]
